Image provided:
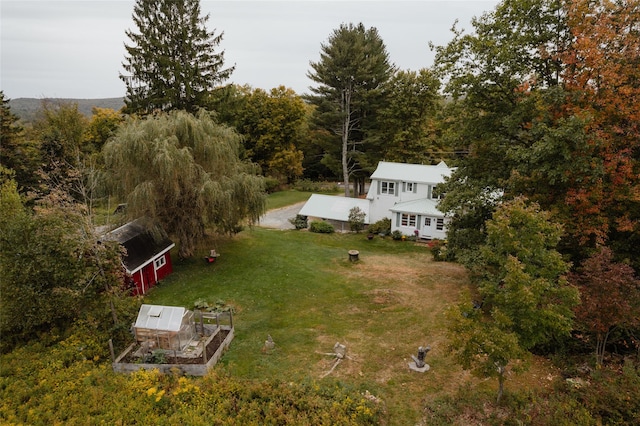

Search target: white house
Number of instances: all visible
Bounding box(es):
[298,161,454,240]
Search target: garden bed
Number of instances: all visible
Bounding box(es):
[112,325,233,376]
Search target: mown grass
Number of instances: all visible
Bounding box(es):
[145,227,474,424]
[265,189,315,210]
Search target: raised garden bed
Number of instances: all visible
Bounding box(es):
[112,323,234,376]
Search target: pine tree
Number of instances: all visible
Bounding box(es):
[121,0,234,115]
[307,23,394,197]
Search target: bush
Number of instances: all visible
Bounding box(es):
[391,230,403,240]
[263,177,282,193]
[348,207,366,232]
[427,239,447,261]
[368,218,391,236]
[293,179,340,193]
[288,214,308,230]
[309,220,334,234]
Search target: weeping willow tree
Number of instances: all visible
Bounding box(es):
[104,110,266,258]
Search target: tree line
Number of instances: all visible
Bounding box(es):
[1,0,639,408]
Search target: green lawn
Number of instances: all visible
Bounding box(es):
[265,190,314,210]
[144,227,473,424]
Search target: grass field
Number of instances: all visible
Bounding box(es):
[142,204,559,424]
[144,227,471,423]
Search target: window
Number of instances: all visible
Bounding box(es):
[154,256,166,269]
[401,213,417,227]
[381,181,395,194]
[405,182,414,192]
[436,218,444,231]
[424,217,431,227]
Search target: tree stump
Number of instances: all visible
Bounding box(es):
[348,250,360,262]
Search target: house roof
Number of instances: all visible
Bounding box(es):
[369,161,454,184]
[298,194,370,223]
[134,304,185,332]
[100,219,174,273]
[390,198,444,217]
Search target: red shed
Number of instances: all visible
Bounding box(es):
[102,219,175,295]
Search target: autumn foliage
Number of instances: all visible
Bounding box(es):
[561,0,640,247]
[569,247,640,366]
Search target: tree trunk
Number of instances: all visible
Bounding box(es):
[496,366,505,404]
[341,87,352,197]
[596,329,611,368]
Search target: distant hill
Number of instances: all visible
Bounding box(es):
[8,97,125,123]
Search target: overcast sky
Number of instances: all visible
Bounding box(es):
[1,1,499,99]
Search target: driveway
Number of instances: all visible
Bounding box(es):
[258,201,306,230]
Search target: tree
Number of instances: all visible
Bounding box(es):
[307,23,394,197]
[449,197,578,401]
[0,91,40,192]
[0,172,125,351]
[434,0,640,269]
[374,69,444,164]
[234,86,307,183]
[121,0,234,115]
[348,206,366,232]
[432,0,571,259]
[103,110,266,258]
[32,100,89,197]
[569,247,640,367]
[558,0,640,264]
[447,301,526,403]
[85,107,124,154]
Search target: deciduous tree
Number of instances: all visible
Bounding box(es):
[0,174,124,351]
[234,86,307,183]
[103,110,266,258]
[432,0,571,258]
[569,247,640,367]
[374,69,443,164]
[559,0,640,264]
[121,0,234,115]
[449,197,578,401]
[307,23,394,196]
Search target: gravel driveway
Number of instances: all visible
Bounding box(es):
[258,201,306,230]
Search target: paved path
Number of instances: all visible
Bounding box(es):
[258,201,306,230]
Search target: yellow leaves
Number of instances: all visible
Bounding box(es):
[146,386,165,402]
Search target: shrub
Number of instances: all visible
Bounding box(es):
[348,207,366,232]
[309,220,334,234]
[263,177,282,193]
[391,230,403,240]
[293,179,340,193]
[288,214,308,230]
[427,239,447,261]
[368,218,391,235]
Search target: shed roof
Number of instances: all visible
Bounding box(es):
[134,304,186,332]
[390,198,444,217]
[369,161,454,184]
[298,194,370,223]
[100,219,174,273]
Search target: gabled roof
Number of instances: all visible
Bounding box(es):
[100,219,174,273]
[369,161,454,184]
[390,198,444,217]
[134,304,185,332]
[298,194,370,223]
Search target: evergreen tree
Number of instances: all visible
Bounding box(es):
[121,0,234,115]
[0,92,40,192]
[307,23,394,196]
